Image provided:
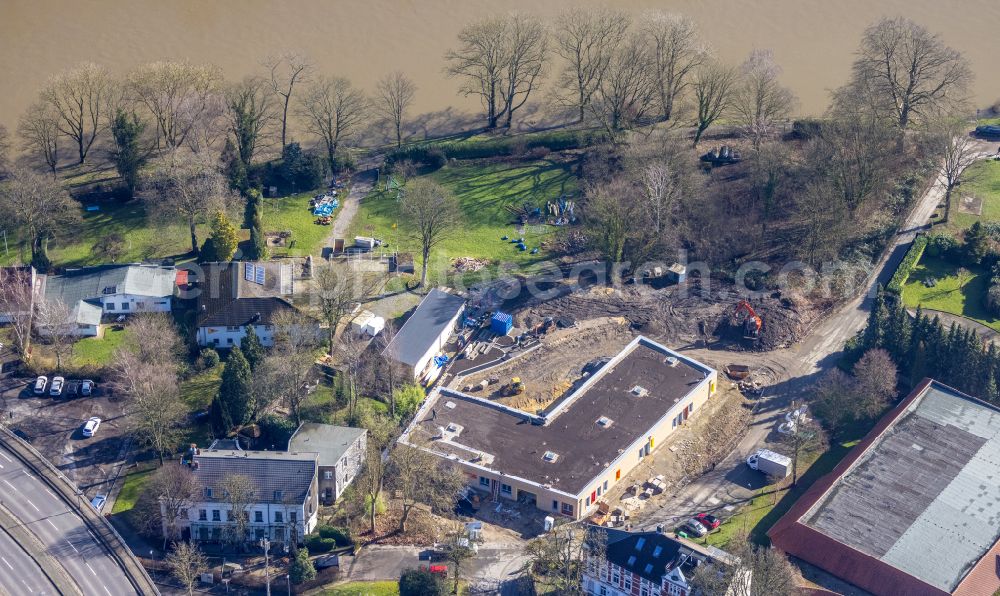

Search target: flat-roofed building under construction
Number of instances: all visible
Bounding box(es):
[770,379,1000,596]
[399,336,717,520]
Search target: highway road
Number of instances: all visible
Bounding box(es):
[0,520,58,595]
[0,443,138,595]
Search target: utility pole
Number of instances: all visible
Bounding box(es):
[260,537,272,596]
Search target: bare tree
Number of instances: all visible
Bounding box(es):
[641,12,707,121]
[262,51,313,149]
[0,124,11,174]
[732,50,796,149]
[0,267,37,360]
[166,541,208,596]
[147,464,199,547]
[813,111,896,217]
[852,17,973,129]
[641,162,681,234]
[374,72,417,148]
[299,76,368,172]
[852,348,897,417]
[387,445,464,533]
[34,298,75,369]
[40,62,112,164]
[358,417,394,534]
[260,309,320,425]
[311,263,385,356]
[127,60,224,149]
[0,167,79,268]
[937,119,985,222]
[225,77,276,169]
[400,178,462,287]
[590,34,656,132]
[552,7,630,123]
[526,522,606,594]
[777,413,826,486]
[18,102,61,175]
[143,152,236,254]
[221,473,255,546]
[445,13,548,129]
[690,530,798,596]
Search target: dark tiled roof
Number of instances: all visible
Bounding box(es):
[193,449,318,505]
[288,423,366,468]
[45,264,174,305]
[194,262,297,327]
[603,528,706,584]
[383,288,465,367]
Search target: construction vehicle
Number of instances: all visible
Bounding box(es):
[534,317,556,336]
[734,299,762,340]
[500,377,525,396]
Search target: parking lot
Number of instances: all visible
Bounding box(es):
[0,375,131,504]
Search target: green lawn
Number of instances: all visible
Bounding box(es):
[179,363,223,446]
[350,159,577,283]
[312,581,400,596]
[263,189,341,257]
[900,255,1000,331]
[943,159,1000,235]
[72,327,128,367]
[110,468,155,515]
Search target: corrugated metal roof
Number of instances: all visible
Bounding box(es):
[382,288,465,367]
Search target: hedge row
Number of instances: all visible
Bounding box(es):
[386,129,610,169]
[886,235,928,295]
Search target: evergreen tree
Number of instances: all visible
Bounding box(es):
[209,395,233,437]
[208,211,240,262]
[964,221,990,265]
[864,286,890,350]
[244,188,263,230]
[985,343,1000,403]
[109,109,147,200]
[222,138,248,193]
[246,226,269,261]
[241,325,265,371]
[885,301,911,361]
[217,346,255,427]
[289,547,316,584]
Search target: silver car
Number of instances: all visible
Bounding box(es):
[49,376,65,396]
[33,376,48,395]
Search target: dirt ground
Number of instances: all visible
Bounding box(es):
[452,317,634,411]
[0,376,129,502]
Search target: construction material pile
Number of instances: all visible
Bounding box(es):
[452,256,489,272]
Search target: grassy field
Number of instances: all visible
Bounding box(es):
[312,581,400,596]
[263,189,341,257]
[110,468,155,515]
[72,326,128,366]
[179,363,223,446]
[349,159,578,282]
[900,255,1000,331]
[942,159,1000,235]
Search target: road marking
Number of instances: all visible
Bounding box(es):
[0,556,12,570]
[44,489,56,500]
[102,585,112,596]
[21,579,33,593]
[24,499,39,513]
[85,562,96,576]
[0,451,12,463]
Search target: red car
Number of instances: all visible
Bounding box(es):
[419,564,448,577]
[695,513,721,530]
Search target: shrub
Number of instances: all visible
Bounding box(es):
[305,535,336,553]
[197,348,220,371]
[987,283,1000,317]
[257,414,298,450]
[332,152,356,173]
[925,233,959,260]
[289,547,316,584]
[400,568,444,596]
[317,525,352,546]
[790,118,823,140]
[886,235,928,295]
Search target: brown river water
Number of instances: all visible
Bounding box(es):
[2,0,999,134]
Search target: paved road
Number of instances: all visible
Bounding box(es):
[0,519,58,595]
[637,144,999,529]
[0,443,137,595]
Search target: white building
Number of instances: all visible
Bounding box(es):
[194,261,308,348]
[382,288,465,380]
[41,264,176,336]
[170,448,320,546]
[288,423,367,505]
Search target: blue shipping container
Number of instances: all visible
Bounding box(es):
[491,311,513,335]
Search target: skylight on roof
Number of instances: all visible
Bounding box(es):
[543,451,559,463]
[644,563,654,574]
[631,385,649,397]
[635,537,646,550]
[597,416,614,428]
[652,545,663,558]
[445,401,456,409]
[627,555,637,566]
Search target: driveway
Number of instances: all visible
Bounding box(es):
[324,169,377,253]
[338,543,527,585]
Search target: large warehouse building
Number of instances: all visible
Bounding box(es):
[399,336,717,520]
[770,379,1000,596]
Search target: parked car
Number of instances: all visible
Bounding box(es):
[80,380,95,397]
[695,513,721,530]
[82,417,101,437]
[90,494,107,512]
[49,376,65,396]
[65,381,81,397]
[33,376,48,395]
[679,519,709,538]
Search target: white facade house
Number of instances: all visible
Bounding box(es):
[0,266,44,325]
[168,448,320,546]
[194,261,311,348]
[288,423,367,504]
[40,264,176,336]
[382,288,465,380]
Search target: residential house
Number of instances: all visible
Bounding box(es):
[399,336,717,520]
[288,423,367,504]
[583,528,729,596]
[382,288,465,380]
[193,261,304,348]
[41,264,176,336]
[174,448,320,546]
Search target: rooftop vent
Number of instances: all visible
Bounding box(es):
[597,416,614,428]
[445,401,457,409]
[666,356,679,367]
[911,443,924,452]
[543,451,559,463]
[446,423,464,436]
[631,385,649,397]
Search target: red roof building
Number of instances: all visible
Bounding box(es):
[770,379,1000,596]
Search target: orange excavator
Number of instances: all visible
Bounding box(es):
[734,299,762,340]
